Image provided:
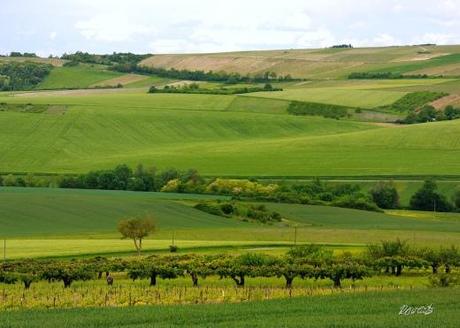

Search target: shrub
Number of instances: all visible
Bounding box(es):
[332,194,382,212]
[194,202,224,217]
[370,181,400,209]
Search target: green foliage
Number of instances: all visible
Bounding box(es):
[114,64,297,83]
[61,52,150,66]
[453,187,460,209]
[59,164,203,193]
[410,179,454,212]
[444,105,460,120]
[194,201,282,224]
[370,181,400,209]
[348,72,431,79]
[388,91,447,112]
[0,62,52,90]
[40,260,94,288]
[118,215,156,255]
[149,83,282,95]
[429,273,459,287]
[287,101,348,119]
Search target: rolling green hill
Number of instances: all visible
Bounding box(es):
[1,187,459,238]
[1,187,458,258]
[0,88,459,177]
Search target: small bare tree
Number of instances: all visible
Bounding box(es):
[117,214,156,255]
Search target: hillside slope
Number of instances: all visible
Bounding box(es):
[141,45,460,79]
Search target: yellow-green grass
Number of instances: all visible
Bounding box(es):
[0,275,437,310]
[248,87,405,108]
[2,288,459,327]
[37,65,123,89]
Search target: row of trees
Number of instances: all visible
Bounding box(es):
[148,83,281,95]
[7,52,38,58]
[58,164,204,192]
[3,165,459,213]
[112,63,298,84]
[348,72,432,79]
[1,241,458,290]
[0,62,52,91]
[60,52,151,66]
[371,180,460,212]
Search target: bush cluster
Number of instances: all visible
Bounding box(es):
[287,101,349,119]
[194,201,282,224]
[0,62,52,91]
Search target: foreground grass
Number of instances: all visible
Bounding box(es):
[1,288,458,327]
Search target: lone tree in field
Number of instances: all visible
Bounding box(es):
[118,215,156,255]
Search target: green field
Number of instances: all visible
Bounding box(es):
[2,288,458,327]
[1,187,459,258]
[250,87,406,108]
[37,65,123,89]
[1,86,460,176]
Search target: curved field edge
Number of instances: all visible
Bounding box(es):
[1,288,459,328]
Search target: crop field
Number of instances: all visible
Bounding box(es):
[249,87,406,108]
[1,288,459,327]
[141,45,460,79]
[1,187,459,259]
[37,66,123,89]
[1,85,460,176]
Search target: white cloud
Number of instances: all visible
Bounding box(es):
[372,33,399,46]
[417,33,460,45]
[75,14,155,42]
[2,0,460,55]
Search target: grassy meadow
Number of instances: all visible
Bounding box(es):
[1,288,458,327]
[1,187,459,259]
[1,84,460,176]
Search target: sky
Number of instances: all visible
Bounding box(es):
[1,0,460,56]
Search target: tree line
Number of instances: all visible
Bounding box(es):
[148,83,282,95]
[0,62,52,91]
[60,52,151,66]
[112,63,298,84]
[2,165,460,213]
[348,72,436,79]
[1,241,458,290]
